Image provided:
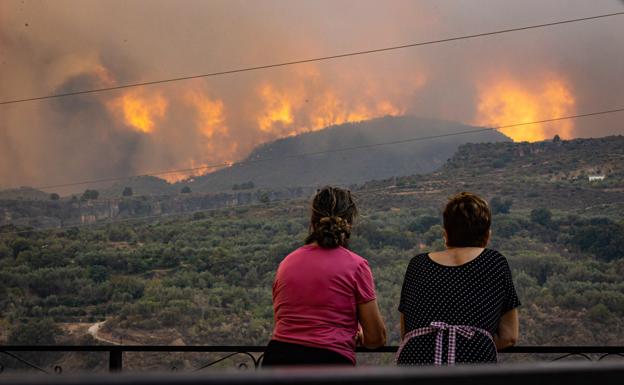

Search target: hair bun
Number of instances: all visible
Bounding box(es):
[316,216,351,248]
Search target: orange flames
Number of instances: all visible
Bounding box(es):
[185,90,228,140]
[105,68,417,183]
[256,82,405,137]
[476,77,575,142]
[108,91,168,133]
[156,90,234,184]
[309,90,403,130]
[160,159,211,184]
[257,84,295,134]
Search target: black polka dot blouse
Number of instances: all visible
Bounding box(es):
[397,249,520,365]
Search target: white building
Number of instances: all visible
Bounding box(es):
[588,175,606,182]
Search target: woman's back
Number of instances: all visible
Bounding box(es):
[264,186,385,367]
[272,245,376,363]
[398,248,520,364]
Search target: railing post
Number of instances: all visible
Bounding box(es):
[109,349,123,372]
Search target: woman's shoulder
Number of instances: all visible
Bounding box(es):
[406,253,431,269]
[279,245,317,265]
[283,245,310,257]
[411,252,430,261]
[480,248,513,271]
[340,247,371,265]
[482,248,509,262]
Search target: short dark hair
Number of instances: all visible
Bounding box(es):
[443,192,491,247]
[305,186,358,249]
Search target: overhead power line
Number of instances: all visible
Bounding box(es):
[22,106,624,191]
[1,11,622,106]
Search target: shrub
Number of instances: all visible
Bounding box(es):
[9,318,61,345]
[490,197,512,214]
[530,208,552,226]
[81,189,99,201]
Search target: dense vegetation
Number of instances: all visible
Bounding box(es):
[2,202,623,345]
[1,136,623,370]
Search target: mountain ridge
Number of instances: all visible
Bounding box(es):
[181,115,510,192]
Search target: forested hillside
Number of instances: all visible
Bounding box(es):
[0,115,509,228]
[180,115,510,192]
[1,135,623,370]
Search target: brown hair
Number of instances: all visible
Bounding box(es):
[443,192,491,248]
[305,186,358,249]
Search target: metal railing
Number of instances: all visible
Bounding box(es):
[1,345,623,374]
[1,361,624,385]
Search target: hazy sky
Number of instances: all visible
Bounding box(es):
[1,0,623,190]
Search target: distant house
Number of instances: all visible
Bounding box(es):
[588,175,606,182]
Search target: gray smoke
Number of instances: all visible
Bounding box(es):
[1,0,622,192]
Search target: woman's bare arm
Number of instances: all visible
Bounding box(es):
[357,299,387,348]
[494,308,519,350]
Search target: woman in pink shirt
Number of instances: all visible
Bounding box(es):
[263,186,387,366]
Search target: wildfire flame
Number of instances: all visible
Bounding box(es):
[105,67,418,184]
[186,90,228,140]
[157,90,235,184]
[160,159,211,184]
[257,82,405,137]
[476,77,575,142]
[309,90,403,130]
[108,91,168,133]
[257,84,295,133]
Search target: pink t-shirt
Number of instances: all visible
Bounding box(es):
[271,245,377,363]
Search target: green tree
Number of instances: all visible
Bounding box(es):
[490,197,512,214]
[571,219,624,261]
[8,319,62,366]
[587,304,612,323]
[10,237,31,257]
[530,208,552,226]
[258,191,270,204]
[88,265,109,283]
[0,243,10,259]
[49,193,60,201]
[9,318,61,345]
[81,189,99,200]
[122,187,133,197]
[181,186,192,194]
[407,215,439,233]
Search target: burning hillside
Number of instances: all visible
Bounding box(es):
[1,1,622,191]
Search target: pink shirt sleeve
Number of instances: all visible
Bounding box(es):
[354,259,376,304]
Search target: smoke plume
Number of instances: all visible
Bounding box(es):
[1,0,622,191]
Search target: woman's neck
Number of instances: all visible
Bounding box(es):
[429,247,485,267]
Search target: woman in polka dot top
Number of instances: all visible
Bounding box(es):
[396,192,520,365]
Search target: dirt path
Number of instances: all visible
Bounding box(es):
[87,321,120,345]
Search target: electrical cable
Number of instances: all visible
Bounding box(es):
[1,11,622,106]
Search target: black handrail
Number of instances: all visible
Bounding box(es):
[1,345,623,373]
[2,345,624,353]
[1,362,624,385]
